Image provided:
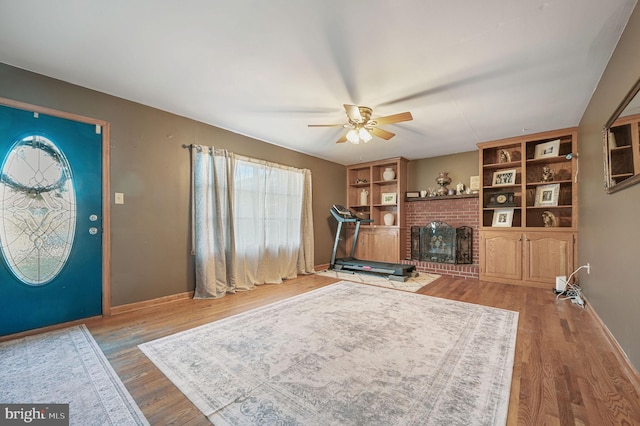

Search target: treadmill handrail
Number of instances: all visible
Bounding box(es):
[330,207,373,267]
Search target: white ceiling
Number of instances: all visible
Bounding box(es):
[0,1,636,165]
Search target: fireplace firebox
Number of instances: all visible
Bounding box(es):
[411,222,472,264]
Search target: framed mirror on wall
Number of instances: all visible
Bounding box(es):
[604,77,640,193]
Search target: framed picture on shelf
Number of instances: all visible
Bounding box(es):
[534,139,560,159]
[534,183,560,206]
[492,169,516,186]
[405,191,420,199]
[381,192,397,205]
[469,175,480,191]
[492,209,514,227]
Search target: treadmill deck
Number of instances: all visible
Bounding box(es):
[334,257,415,276]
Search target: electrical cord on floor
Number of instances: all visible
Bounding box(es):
[555,265,588,308]
[555,283,584,307]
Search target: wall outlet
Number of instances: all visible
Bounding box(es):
[586,263,590,274]
[555,275,567,292]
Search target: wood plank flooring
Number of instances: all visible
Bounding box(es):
[65,275,640,424]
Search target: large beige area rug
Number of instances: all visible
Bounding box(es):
[0,324,148,425]
[316,269,441,292]
[140,281,518,426]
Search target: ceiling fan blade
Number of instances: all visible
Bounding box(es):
[336,134,348,143]
[308,124,346,127]
[369,127,395,140]
[343,104,363,122]
[372,112,413,125]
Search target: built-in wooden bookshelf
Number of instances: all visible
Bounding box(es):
[345,157,408,263]
[477,128,578,287]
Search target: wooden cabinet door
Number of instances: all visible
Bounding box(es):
[348,227,400,263]
[346,227,372,260]
[524,232,575,284]
[348,227,370,260]
[367,228,400,263]
[480,231,522,281]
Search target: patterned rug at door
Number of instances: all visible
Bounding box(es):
[315,269,441,292]
[140,281,518,425]
[0,325,148,426]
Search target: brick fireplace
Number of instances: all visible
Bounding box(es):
[402,194,479,279]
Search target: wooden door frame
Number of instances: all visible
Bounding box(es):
[0,97,112,316]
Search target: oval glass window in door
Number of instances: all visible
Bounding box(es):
[0,135,76,285]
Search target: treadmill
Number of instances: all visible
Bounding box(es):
[329,204,416,281]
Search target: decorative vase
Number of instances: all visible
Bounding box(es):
[360,189,368,206]
[436,171,452,196]
[382,167,396,181]
[383,212,395,226]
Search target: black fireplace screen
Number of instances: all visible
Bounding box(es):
[411,222,472,264]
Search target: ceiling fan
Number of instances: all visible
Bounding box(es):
[308,104,413,144]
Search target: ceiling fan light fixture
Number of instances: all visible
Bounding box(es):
[359,128,372,143]
[346,129,360,144]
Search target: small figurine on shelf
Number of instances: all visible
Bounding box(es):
[542,210,557,227]
[499,149,511,163]
[456,182,465,195]
[541,166,555,182]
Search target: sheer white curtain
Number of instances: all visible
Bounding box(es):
[190,145,314,299]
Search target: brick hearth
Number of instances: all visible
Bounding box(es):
[402,195,479,279]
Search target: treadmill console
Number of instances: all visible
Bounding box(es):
[331,204,372,223]
[332,204,357,219]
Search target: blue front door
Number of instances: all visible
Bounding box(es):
[0,104,103,335]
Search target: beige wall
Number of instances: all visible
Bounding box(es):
[578,5,640,370]
[407,150,479,194]
[0,63,345,306]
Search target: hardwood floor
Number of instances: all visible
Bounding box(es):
[79,275,640,425]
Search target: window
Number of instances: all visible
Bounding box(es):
[0,135,76,285]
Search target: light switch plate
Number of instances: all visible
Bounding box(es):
[115,192,124,204]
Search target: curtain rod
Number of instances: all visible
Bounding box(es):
[182,143,309,173]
